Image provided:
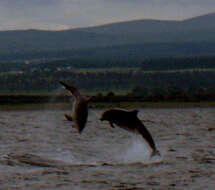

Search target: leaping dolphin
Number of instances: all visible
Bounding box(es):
[99,108,160,157]
[59,81,91,134]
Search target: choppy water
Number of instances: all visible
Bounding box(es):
[0,108,215,189]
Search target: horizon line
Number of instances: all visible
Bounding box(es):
[0,11,214,32]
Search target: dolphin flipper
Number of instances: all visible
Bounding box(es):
[64,114,73,121]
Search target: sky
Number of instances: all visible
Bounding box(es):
[0,0,214,31]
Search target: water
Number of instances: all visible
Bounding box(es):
[0,108,215,189]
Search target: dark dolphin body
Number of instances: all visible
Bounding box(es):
[100,108,160,157]
[60,81,91,134]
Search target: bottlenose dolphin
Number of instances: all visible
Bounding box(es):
[60,81,91,133]
[100,108,160,157]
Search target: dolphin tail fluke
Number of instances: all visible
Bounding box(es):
[150,149,161,158]
[59,81,81,97]
[59,81,70,90]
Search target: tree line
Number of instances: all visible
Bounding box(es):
[0,69,215,101]
[1,55,215,102]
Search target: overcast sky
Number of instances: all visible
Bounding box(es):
[0,0,214,31]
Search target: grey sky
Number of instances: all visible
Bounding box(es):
[0,0,214,30]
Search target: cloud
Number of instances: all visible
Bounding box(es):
[0,0,214,30]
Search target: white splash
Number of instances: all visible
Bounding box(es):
[48,87,66,104]
[122,134,152,163]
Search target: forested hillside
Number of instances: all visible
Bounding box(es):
[0,56,215,102]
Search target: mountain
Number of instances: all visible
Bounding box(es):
[181,12,215,30]
[0,12,215,62]
[82,12,215,34]
[77,12,215,43]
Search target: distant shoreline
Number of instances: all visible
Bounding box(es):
[0,94,215,110]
